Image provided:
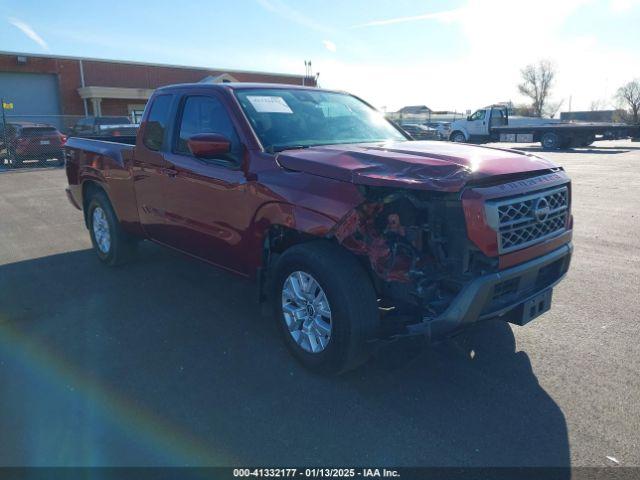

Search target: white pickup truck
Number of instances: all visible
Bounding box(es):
[449,105,639,149]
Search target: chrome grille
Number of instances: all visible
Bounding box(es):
[486,186,569,254]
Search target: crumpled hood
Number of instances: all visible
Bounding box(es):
[276,141,559,192]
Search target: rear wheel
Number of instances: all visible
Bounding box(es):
[273,241,379,374]
[87,191,137,266]
[577,134,595,147]
[450,131,466,143]
[54,150,65,166]
[10,151,22,168]
[541,132,561,150]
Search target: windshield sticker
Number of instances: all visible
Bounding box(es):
[247,95,293,114]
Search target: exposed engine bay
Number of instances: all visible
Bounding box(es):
[333,186,498,333]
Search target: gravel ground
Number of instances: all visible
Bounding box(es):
[0,140,638,468]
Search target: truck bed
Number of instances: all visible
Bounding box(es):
[491,122,639,135]
[64,137,135,166]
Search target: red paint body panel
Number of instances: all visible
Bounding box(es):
[277,141,557,192]
[499,230,573,270]
[64,83,572,281]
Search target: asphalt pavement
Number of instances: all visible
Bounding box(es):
[0,140,638,468]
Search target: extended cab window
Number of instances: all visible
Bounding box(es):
[143,95,172,151]
[176,95,238,156]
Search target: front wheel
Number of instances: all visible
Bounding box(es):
[273,241,379,374]
[87,191,137,266]
[450,131,466,143]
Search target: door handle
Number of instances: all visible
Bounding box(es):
[161,167,178,178]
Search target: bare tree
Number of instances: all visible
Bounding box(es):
[615,79,640,124]
[545,100,564,119]
[518,60,558,117]
[589,99,607,111]
[512,103,536,117]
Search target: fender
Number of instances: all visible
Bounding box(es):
[246,201,339,273]
[79,168,144,237]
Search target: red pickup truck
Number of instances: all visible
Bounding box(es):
[64,83,573,373]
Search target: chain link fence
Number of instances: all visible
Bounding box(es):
[1,113,138,170]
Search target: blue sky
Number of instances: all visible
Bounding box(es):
[2,0,639,112]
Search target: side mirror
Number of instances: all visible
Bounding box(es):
[187,133,231,158]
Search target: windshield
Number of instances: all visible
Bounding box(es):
[234,88,407,152]
[21,127,59,137]
[97,117,131,125]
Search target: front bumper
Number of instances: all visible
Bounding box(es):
[406,243,572,339]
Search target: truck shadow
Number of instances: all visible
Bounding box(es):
[0,243,569,470]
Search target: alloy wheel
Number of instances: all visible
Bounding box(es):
[281,271,332,353]
[92,206,111,254]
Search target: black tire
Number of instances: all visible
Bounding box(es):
[87,191,137,266]
[55,151,65,166]
[450,131,466,143]
[560,137,574,149]
[541,132,560,150]
[577,134,595,147]
[273,241,379,374]
[10,151,22,168]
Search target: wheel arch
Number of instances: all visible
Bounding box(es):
[251,202,379,302]
[250,201,337,272]
[81,179,109,228]
[450,129,467,142]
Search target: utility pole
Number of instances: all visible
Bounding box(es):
[1,98,9,167]
[303,61,307,86]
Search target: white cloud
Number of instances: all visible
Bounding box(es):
[256,0,333,34]
[352,7,466,28]
[322,40,336,52]
[8,17,49,50]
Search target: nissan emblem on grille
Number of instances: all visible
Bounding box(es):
[533,197,551,222]
[485,185,569,254]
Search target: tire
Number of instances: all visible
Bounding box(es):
[450,131,466,143]
[540,132,560,150]
[560,137,574,149]
[87,191,137,266]
[55,150,65,166]
[10,151,22,168]
[273,241,379,374]
[577,134,595,147]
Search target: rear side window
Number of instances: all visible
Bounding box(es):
[143,95,172,151]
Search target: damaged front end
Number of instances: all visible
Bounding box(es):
[332,185,499,340]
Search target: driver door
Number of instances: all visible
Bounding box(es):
[465,109,489,138]
[160,93,251,274]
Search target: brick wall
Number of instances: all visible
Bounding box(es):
[0,53,313,117]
